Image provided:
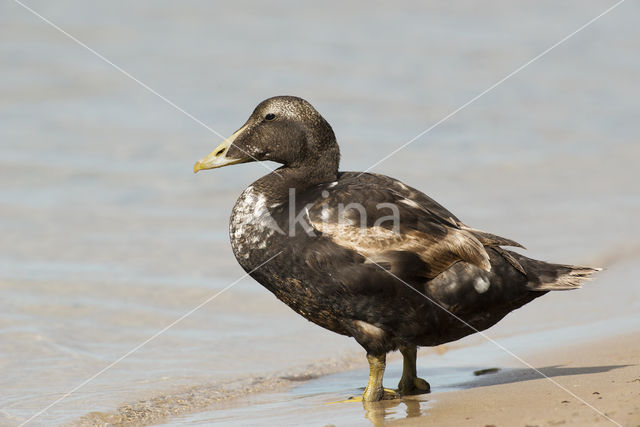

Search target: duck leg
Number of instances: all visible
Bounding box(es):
[362,353,399,401]
[397,345,431,395]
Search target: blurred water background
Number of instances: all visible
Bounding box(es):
[1,1,639,425]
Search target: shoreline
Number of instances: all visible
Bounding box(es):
[144,316,639,426]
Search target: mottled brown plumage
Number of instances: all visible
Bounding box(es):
[194,96,600,401]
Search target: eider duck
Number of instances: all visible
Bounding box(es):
[194,96,599,402]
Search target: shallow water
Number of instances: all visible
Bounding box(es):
[1,1,639,425]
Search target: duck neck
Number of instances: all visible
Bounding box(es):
[253,149,340,204]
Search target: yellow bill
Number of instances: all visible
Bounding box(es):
[193,125,249,173]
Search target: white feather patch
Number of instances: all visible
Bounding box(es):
[473,276,490,294]
[354,320,385,339]
[399,198,421,209]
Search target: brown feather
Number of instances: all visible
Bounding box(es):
[311,220,491,279]
[460,225,526,249]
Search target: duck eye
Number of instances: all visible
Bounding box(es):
[265,113,276,121]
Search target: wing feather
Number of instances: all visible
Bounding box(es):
[306,173,501,279]
[305,173,524,281]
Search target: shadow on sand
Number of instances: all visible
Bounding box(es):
[453,364,630,389]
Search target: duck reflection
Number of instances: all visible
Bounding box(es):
[362,396,428,425]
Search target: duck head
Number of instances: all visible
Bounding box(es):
[194,96,339,173]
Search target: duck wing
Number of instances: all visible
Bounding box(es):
[306,173,523,280]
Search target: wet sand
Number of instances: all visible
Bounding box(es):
[394,332,640,427]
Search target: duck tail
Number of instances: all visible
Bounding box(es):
[525,259,601,291]
[504,250,601,291]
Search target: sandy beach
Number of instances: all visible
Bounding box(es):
[393,332,640,427]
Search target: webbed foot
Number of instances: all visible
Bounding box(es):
[398,376,431,395]
[362,386,400,402]
[398,345,431,395]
